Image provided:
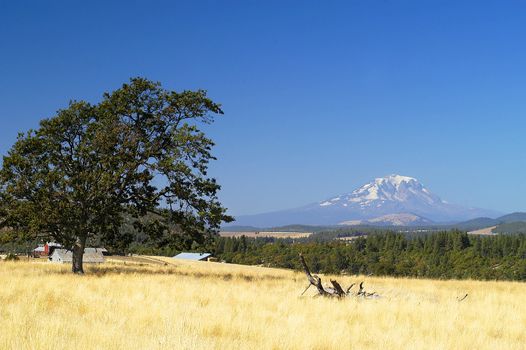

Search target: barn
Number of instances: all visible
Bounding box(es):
[33,242,62,257]
[173,252,212,261]
[49,248,105,264]
[44,242,62,255]
[32,245,45,257]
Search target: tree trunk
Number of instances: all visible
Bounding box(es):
[72,236,87,274]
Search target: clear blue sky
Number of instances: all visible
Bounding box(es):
[1,1,525,216]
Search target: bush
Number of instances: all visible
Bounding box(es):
[4,253,19,261]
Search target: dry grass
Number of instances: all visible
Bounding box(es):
[467,226,498,235]
[1,258,525,350]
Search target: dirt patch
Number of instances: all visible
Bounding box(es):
[106,255,169,265]
[467,226,497,235]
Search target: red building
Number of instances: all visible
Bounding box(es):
[32,242,62,257]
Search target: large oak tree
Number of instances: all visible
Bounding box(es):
[0,78,233,273]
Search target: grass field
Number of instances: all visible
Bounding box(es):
[1,258,525,349]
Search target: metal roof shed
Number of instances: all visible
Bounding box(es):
[49,249,105,264]
[173,252,212,261]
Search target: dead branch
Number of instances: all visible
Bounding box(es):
[300,284,311,296]
[457,293,468,302]
[299,253,330,296]
[299,253,379,299]
[357,282,364,296]
[330,280,346,297]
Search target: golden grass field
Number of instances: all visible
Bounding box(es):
[1,258,525,350]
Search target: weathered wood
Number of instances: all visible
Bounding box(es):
[330,280,346,297]
[357,282,364,296]
[346,283,356,294]
[299,253,330,296]
[299,253,379,299]
[299,253,316,285]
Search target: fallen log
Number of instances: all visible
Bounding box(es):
[299,253,378,298]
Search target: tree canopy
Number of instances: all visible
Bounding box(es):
[0,78,233,273]
[214,231,526,281]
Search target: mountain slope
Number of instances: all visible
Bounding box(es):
[496,212,526,223]
[451,217,502,230]
[493,222,526,234]
[340,213,433,226]
[454,212,526,231]
[230,174,500,227]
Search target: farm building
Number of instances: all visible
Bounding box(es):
[173,252,212,261]
[49,248,105,264]
[33,245,45,257]
[33,242,62,257]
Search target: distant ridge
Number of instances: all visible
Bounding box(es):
[450,212,526,233]
[493,222,526,234]
[451,217,501,230]
[222,212,526,232]
[496,212,526,223]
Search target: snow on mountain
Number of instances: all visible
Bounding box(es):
[319,175,441,209]
[229,174,500,227]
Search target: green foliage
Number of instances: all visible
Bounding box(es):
[214,231,526,281]
[4,253,19,261]
[0,78,233,270]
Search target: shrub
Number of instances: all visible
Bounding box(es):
[4,253,19,261]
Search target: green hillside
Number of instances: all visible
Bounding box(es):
[451,217,501,230]
[493,222,526,234]
[497,212,526,223]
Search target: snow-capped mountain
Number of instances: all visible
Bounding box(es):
[229,174,500,227]
[320,175,441,211]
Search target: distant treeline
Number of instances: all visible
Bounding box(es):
[4,225,526,281]
[215,231,526,281]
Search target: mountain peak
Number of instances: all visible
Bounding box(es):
[377,174,417,186]
[230,174,500,227]
[321,174,438,208]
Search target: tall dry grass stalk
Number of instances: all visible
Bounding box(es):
[1,258,525,349]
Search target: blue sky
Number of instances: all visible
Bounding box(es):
[1,1,526,215]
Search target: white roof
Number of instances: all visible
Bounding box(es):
[173,252,212,261]
[84,248,107,253]
[33,246,45,252]
[51,249,105,263]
